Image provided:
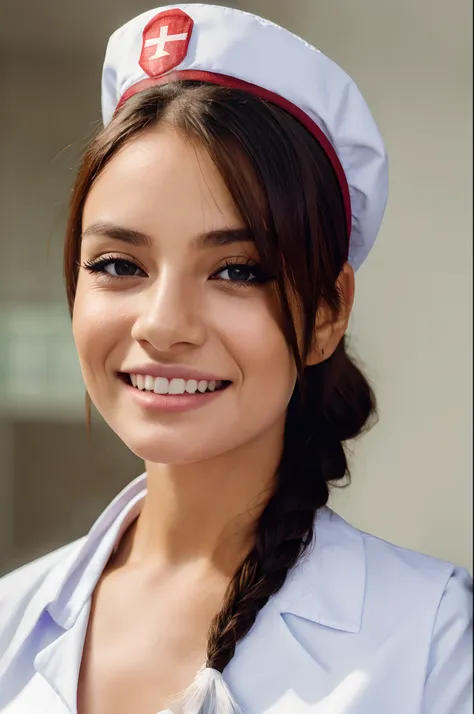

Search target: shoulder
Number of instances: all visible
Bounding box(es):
[359,517,472,606]
[314,507,472,630]
[360,519,472,649]
[276,510,472,711]
[0,539,85,601]
[346,520,472,712]
[0,539,86,660]
[322,506,470,588]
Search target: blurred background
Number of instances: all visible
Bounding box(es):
[0,0,472,575]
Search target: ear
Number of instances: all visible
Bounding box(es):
[306,263,355,367]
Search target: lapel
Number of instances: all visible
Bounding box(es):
[30,491,146,712]
[224,507,367,713]
[0,540,84,703]
[0,478,147,712]
[33,604,90,714]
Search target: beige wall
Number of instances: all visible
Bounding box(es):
[0,1,472,573]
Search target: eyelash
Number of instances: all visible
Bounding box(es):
[80,255,271,288]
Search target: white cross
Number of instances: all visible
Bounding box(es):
[144,25,189,60]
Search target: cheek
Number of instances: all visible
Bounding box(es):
[213,293,296,395]
[72,281,128,376]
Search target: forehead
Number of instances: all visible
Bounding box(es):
[83,124,242,240]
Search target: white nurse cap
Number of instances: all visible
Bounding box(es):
[101,4,388,271]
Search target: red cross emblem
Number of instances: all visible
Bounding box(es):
[140,9,194,78]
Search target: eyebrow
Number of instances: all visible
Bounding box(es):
[81,222,153,248]
[81,221,254,250]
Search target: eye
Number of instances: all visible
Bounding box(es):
[212,261,269,285]
[81,257,145,279]
[102,260,143,278]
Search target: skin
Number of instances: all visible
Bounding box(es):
[74,123,354,713]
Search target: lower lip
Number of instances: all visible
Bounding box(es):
[121,378,229,413]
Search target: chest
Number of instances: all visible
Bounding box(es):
[77,568,226,714]
[77,619,206,714]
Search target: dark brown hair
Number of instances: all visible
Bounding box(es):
[64,81,376,673]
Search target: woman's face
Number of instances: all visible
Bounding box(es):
[73,124,297,464]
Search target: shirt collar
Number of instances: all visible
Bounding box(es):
[272,506,366,633]
[45,472,365,634]
[47,473,148,629]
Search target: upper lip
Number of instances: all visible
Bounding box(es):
[120,364,229,382]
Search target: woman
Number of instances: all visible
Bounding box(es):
[0,4,471,714]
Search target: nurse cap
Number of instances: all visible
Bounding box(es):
[102,4,388,267]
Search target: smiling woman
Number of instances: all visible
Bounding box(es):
[0,4,472,714]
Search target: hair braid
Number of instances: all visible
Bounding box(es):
[206,386,330,673]
[207,497,323,673]
[206,343,375,674]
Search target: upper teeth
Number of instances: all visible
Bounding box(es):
[130,375,220,395]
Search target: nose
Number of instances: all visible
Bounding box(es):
[130,270,207,354]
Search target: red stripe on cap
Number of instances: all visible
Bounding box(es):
[117,70,352,239]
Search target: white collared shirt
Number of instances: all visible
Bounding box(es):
[0,473,472,713]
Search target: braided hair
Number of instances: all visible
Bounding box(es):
[206,343,374,675]
[64,81,377,711]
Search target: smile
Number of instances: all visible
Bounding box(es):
[118,372,232,413]
[126,373,230,395]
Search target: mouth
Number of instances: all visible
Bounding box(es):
[118,372,232,396]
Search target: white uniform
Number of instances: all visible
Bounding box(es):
[0,472,472,713]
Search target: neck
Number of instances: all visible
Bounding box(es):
[119,422,285,575]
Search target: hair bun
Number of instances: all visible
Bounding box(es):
[321,340,377,443]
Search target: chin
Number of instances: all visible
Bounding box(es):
[126,443,228,466]
[116,427,236,466]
